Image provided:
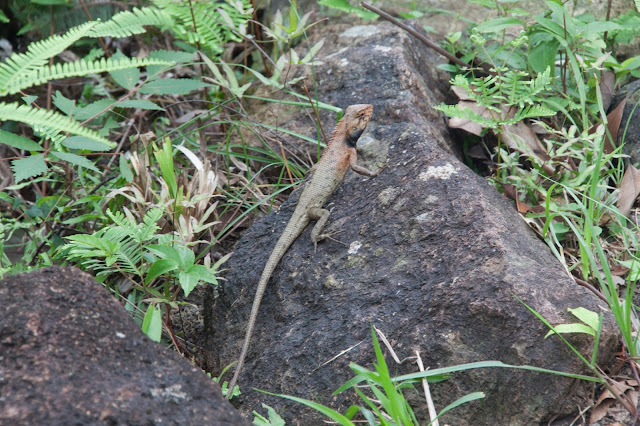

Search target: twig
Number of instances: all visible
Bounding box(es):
[301,84,328,145]
[416,350,438,426]
[360,2,474,71]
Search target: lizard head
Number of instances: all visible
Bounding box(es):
[344,104,373,147]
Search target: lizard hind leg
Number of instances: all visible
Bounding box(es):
[308,207,331,253]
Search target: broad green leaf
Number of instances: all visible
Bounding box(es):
[529,39,559,73]
[116,99,164,111]
[139,78,210,95]
[185,264,218,285]
[11,154,48,182]
[568,307,599,330]
[62,136,112,151]
[476,17,523,33]
[179,270,199,297]
[146,258,179,284]
[109,51,140,89]
[52,91,75,115]
[581,21,622,34]
[141,305,162,342]
[73,99,115,121]
[0,129,43,151]
[49,151,100,172]
[0,9,8,23]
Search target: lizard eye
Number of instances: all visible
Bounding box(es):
[351,126,357,132]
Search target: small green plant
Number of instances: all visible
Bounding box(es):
[57,207,228,341]
[253,325,605,425]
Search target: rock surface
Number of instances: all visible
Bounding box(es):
[0,266,250,426]
[204,21,618,425]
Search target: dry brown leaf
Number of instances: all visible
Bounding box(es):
[501,119,554,174]
[616,164,640,218]
[600,70,616,112]
[607,96,628,152]
[447,101,487,136]
[451,85,470,100]
[589,397,614,424]
[589,96,629,154]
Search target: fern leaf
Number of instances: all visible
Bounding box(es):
[434,104,499,129]
[0,103,114,147]
[5,57,173,95]
[0,21,97,91]
[90,7,174,38]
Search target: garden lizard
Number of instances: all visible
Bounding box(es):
[226,104,379,398]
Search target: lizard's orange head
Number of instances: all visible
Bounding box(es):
[344,104,373,147]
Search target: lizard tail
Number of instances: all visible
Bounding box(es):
[225,236,294,399]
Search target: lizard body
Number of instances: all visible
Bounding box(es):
[226,104,378,398]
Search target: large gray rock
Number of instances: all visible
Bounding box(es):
[0,266,250,426]
[204,21,618,425]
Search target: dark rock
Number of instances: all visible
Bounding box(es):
[0,266,250,426]
[204,21,618,425]
[612,79,640,166]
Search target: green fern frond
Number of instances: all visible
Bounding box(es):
[154,0,251,56]
[90,7,174,38]
[5,57,173,96]
[434,104,499,129]
[0,21,97,90]
[510,104,556,122]
[0,103,113,147]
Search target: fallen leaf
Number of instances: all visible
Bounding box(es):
[589,397,614,424]
[501,118,554,174]
[616,164,640,218]
[599,70,616,111]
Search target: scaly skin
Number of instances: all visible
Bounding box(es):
[226,104,378,398]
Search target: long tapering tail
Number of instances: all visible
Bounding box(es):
[225,229,300,399]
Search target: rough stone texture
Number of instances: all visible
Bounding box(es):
[613,79,640,166]
[204,21,618,425]
[0,266,250,426]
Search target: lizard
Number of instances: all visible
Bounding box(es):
[225,104,380,399]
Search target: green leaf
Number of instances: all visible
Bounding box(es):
[62,136,112,151]
[141,304,162,342]
[435,392,485,420]
[22,95,38,105]
[317,0,377,19]
[544,323,596,338]
[11,154,48,182]
[116,99,164,111]
[256,390,356,426]
[253,403,286,426]
[568,307,599,330]
[52,90,76,115]
[74,99,115,121]
[119,154,133,182]
[179,270,199,297]
[0,129,43,151]
[49,151,100,172]
[146,258,179,284]
[476,17,523,33]
[109,51,140,89]
[529,39,559,73]
[0,9,8,23]
[139,78,210,95]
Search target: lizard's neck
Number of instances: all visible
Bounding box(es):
[327,118,347,147]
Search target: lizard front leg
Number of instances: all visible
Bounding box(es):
[349,152,381,177]
[308,207,331,252]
